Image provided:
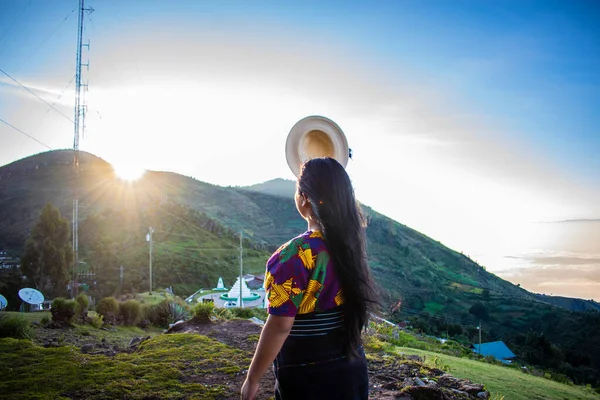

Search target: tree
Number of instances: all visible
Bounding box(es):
[21,203,72,298]
[469,302,489,320]
[482,288,490,300]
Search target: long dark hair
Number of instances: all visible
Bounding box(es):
[297,157,378,356]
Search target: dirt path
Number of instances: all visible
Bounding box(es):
[168,319,489,400]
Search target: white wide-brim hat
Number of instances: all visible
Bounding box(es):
[285,115,349,178]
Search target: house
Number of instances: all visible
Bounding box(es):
[472,341,516,363]
[244,274,265,290]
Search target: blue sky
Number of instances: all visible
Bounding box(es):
[1,0,599,299]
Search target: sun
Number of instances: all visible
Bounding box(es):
[112,162,146,181]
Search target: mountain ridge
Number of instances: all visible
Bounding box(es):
[1,150,599,386]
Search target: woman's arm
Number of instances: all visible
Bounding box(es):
[241,314,295,400]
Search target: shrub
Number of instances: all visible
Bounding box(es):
[74,294,89,323]
[139,303,155,327]
[152,299,191,327]
[96,297,120,324]
[193,302,215,322]
[88,313,103,329]
[0,313,33,339]
[229,307,258,319]
[40,316,50,326]
[51,297,76,324]
[213,308,234,320]
[119,300,142,326]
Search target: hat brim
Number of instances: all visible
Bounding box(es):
[285,116,349,178]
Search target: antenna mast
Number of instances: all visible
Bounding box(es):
[72,0,93,298]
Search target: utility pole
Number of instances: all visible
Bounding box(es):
[119,265,124,295]
[71,0,93,299]
[147,227,154,294]
[477,321,482,354]
[239,231,243,308]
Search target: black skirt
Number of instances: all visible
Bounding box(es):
[273,307,368,400]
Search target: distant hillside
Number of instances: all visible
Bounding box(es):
[241,178,296,198]
[533,294,600,312]
[1,150,599,386]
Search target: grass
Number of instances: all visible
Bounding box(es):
[5,311,51,323]
[0,334,250,400]
[3,311,162,348]
[135,291,175,305]
[72,324,163,347]
[392,347,598,400]
[423,301,445,314]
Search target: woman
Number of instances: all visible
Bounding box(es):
[241,157,378,400]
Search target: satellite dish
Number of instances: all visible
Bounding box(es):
[0,294,7,310]
[18,288,44,305]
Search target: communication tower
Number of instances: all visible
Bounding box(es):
[72,0,94,298]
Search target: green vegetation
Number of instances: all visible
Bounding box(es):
[119,299,142,326]
[0,334,247,400]
[88,313,103,328]
[8,311,51,323]
[136,290,175,305]
[74,293,89,323]
[0,309,595,399]
[20,203,73,298]
[423,301,445,314]
[227,307,268,321]
[152,299,191,327]
[51,297,76,323]
[365,322,598,400]
[192,302,214,322]
[96,296,120,324]
[393,347,597,400]
[0,313,33,339]
[1,150,599,388]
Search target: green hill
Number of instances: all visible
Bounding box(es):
[0,150,599,387]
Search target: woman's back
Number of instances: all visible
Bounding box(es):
[266,230,343,318]
[242,157,377,400]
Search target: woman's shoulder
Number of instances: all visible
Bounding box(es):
[269,230,326,263]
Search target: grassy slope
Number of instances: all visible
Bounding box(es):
[0,334,246,400]
[1,313,595,400]
[2,150,600,380]
[4,311,163,347]
[2,328,593,400]
[392,347,597,400]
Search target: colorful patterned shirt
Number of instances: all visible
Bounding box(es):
[265,230,344,317]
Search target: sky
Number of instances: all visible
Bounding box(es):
[1,0,599,300]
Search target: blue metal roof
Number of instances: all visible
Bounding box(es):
[473,341,516,361]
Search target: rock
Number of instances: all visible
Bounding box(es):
[128,335,151,349]
[405,385,444,400]
[91,349,117,357]
[405,354,423,362]
[381,381,400,390]
[81,344,95,353]
[477,392,490,399]
[458,383,484,395]
[437,374,461,388]
[447,388,470,397]
[414,377,427,387]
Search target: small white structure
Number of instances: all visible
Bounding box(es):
[213,277,227,291]
[227,276,253,300]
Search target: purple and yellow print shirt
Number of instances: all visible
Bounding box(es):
[265,230,344,317]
